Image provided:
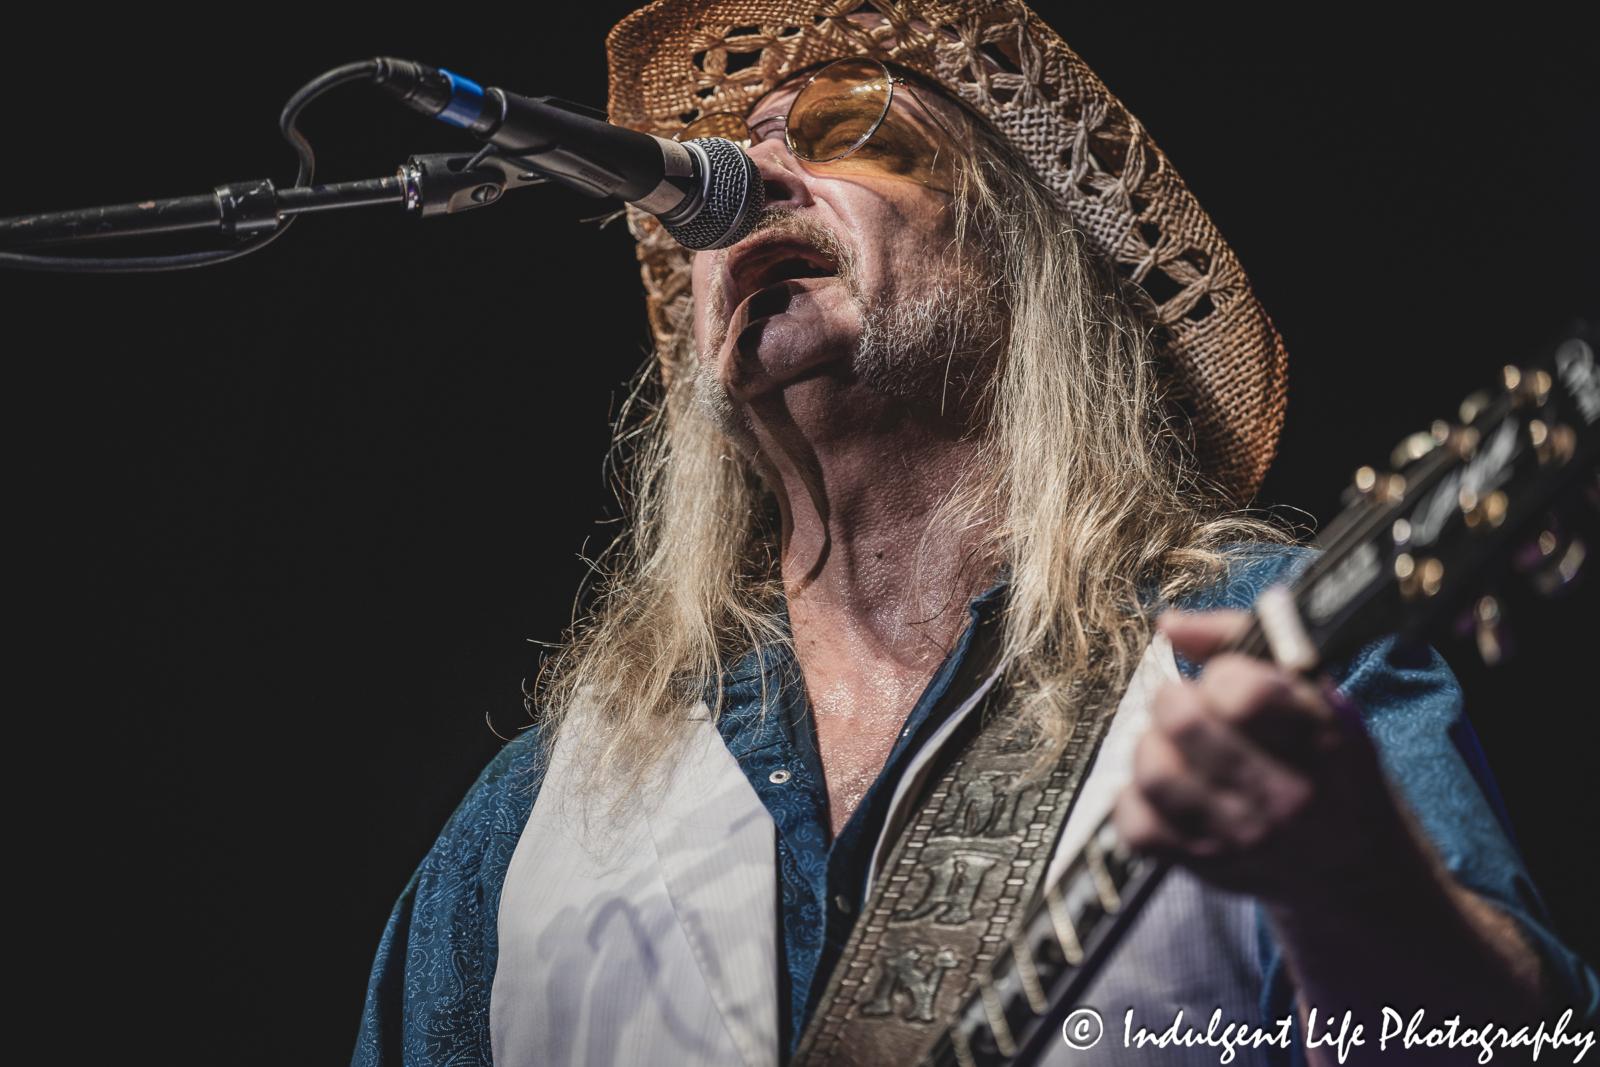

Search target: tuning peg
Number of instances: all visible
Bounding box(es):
[1534,536,1587,598]
[1450,594,1514,666]
[1461,488,1509,531]
[1474,595,1512,666]
[1391,432,1437,469]
[1449,425,1481,460]
[1395,553,1444,598]
[1514,525,1560,572]
[1459,390,1492,425]
[1349,467,1405,504]
[1513,519,1588,597]
[1503,365,1554,409]
[1344,463,1395,508]
[1530,369,1553,404]
[1528,419,1578,468]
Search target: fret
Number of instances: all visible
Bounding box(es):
[978,975,1017,1057]
[948,1023,976,1067]
[1083,836,1122,913]
[1042,883,1083,964]
[1009,933,1049,1014]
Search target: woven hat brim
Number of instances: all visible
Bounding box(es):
[607,0,1288,505]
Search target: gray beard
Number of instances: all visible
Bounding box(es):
[853,275,1003,412]
[695,359,760,457]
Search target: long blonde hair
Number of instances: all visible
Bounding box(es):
[533,100,1281,791]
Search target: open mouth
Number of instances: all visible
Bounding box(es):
[751,256,836,289]
[747,262,836,320]
[726,237,842,322]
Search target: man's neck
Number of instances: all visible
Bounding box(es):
[754,378,993,836]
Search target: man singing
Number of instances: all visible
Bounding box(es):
[353,3,1597,1064]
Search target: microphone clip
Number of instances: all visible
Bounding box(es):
[397,150,550,218]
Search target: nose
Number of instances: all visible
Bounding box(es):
[746,137,811,213]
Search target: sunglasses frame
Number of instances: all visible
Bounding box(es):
[681,58,957,171]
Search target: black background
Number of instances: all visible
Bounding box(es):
[4,4,1595,1062]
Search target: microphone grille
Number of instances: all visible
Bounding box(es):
[664,138,763,251]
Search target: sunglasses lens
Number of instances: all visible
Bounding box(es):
[679,112,752,145]
[787,58,893,162]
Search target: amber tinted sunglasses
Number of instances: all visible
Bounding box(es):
[678,58,956,189]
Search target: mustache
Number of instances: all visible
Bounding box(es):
[704,209,861,337]
[741,209,857,280]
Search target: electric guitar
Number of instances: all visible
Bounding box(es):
[918,321,1600,1067]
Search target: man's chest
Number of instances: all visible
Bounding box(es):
[489,637,1268,1066]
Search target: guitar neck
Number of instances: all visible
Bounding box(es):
[920,511,1489,1067]
[917,334,1600,1067]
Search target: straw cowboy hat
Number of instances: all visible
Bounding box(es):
[606,0,1288,504]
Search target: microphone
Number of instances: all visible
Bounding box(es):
[373,57,763,251]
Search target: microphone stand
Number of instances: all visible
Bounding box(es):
[0,54,760,272]
[0,52,762,273]
[0,150,550,262]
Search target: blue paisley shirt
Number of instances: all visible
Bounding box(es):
[351,545,1598,1065]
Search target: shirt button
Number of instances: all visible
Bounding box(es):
[768,769,792,784]
[834,895,852,915]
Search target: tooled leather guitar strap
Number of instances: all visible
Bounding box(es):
[792,663,1122,1067]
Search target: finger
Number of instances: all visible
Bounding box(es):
[1114,782,1194,855]
[1158,609,1253,663]
[1150,679,1257,787]
[1196,655,1335,763]
[1130,726,1215,838]
[1147,684,1313,843]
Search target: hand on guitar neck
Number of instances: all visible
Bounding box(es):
[1115,609,1544,1064]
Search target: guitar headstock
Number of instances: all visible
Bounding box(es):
[1291,320,1599,667]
